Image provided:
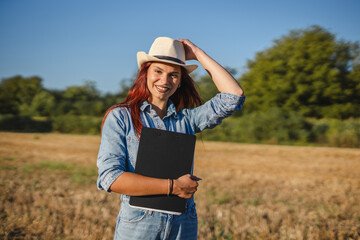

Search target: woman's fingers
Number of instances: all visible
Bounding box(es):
[174,174,201,198]
[177,39,199,60]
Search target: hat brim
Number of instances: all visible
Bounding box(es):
[137,52,198,73]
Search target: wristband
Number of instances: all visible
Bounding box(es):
[167,179,171,197]
[169,179,174,195]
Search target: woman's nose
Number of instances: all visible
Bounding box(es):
[160,74,171,84]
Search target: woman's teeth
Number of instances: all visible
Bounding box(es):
[155,86,169,92]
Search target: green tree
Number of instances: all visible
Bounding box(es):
[28,91,56,116]
[56,81,104,116]
[196,67,238,103]
[63,81,100,101]
[239,25,360,119]
[0,76,44,115]
[196,74,218,103]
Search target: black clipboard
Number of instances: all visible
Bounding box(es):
[129,127,196,215]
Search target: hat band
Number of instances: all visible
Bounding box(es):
[153,55,185,65]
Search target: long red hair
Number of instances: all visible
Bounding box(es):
[101,62,202,137]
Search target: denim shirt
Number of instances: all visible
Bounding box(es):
[97,92,246,200]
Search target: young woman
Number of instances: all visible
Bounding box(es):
[97,37,245,239]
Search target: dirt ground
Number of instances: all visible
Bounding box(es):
[0,132,359,239]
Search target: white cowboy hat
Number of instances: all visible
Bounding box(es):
[137,37,198,73]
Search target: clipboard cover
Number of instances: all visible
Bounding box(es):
[129,127,196,215]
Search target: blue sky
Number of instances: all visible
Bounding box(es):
[1,0,359,94]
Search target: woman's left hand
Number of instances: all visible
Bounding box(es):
[173,174,199,199]
[177,39,202,61]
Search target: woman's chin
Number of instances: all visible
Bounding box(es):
[150,89,175,101]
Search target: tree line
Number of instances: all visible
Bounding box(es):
[1,25,359,147]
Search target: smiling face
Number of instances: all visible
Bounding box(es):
[146,62,182,106]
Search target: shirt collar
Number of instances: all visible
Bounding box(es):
[140,100,178,119]
[140,101,151,112]
[165,99,178,119]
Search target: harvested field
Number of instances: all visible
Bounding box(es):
[0,132,359,239]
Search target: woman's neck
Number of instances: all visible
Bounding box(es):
[148,98,167,119]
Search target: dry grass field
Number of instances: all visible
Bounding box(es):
[0,132,359,240]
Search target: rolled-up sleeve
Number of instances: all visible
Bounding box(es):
[182,92,246,133]
[97,109,128,192]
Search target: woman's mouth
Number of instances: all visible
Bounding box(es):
[155,85,170,93]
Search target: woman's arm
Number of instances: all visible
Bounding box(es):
[97,109,199,199]
[178,39,244,96]
[110,172,199,199]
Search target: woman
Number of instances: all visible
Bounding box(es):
[97,37,245,239]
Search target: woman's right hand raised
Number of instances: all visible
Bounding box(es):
[177,39,202,61]
[172,174,200,199]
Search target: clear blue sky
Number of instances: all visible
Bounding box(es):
[1,0,359,94]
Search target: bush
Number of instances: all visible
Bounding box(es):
[51,115,102,134]
[201,108,311,145]
[201,110,360,148]
[0,114,102,135]
[0,114,52,132]
[325,119,360,148]
[1,112,359,148]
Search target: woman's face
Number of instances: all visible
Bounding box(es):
[146,62,182,104]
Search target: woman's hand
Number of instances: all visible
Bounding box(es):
[178,39,203,61]
[173,174,200,199]
[179,38,244,96]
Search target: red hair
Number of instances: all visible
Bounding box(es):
[101,62,202,137]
